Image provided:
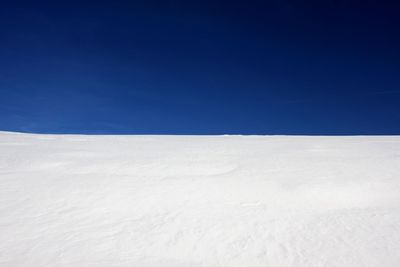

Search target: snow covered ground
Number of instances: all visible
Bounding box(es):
[0,131,400,267]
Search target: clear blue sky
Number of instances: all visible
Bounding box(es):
[1,1,399,134]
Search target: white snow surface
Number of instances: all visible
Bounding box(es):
[1,131,400,267]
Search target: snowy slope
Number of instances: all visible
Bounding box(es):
[1,131,400,267]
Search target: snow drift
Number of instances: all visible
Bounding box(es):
[1,131,400,266]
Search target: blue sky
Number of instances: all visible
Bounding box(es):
[1,1,399,134]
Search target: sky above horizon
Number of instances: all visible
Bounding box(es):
[1,1,400,135]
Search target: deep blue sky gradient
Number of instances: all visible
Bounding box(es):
[1,1,400,134]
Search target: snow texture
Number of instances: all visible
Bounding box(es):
[1,131,400,266]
